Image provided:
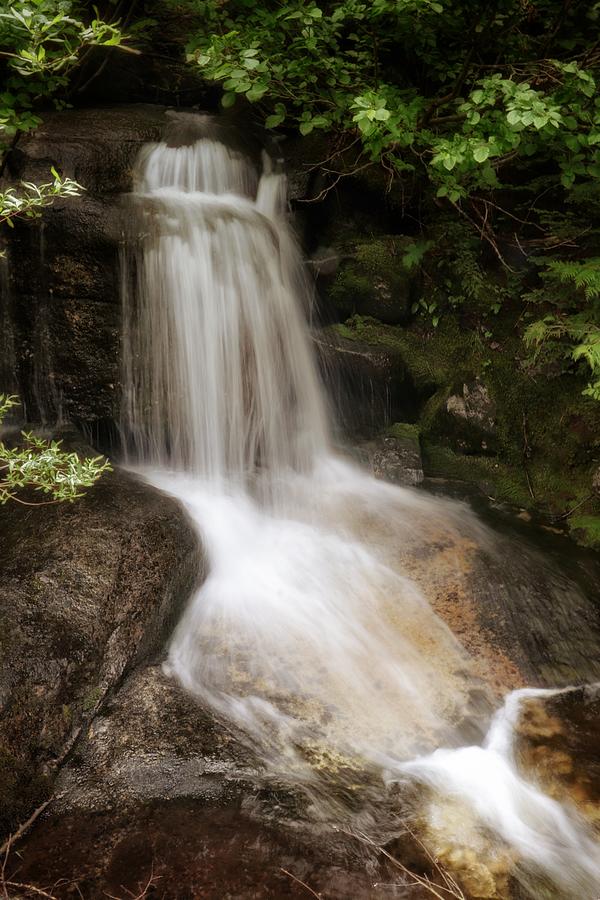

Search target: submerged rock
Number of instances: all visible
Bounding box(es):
[0,462,201,836]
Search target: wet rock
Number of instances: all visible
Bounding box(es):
[0,462,202,835]
[56,665,260,812]
[514,684,600,828]
[322,236,418,325]
[314,326,420,437]
[356,426,424,486]
[9,800,392,900]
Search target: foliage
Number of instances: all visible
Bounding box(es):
[0,165,82,231]
[0,395,110,504]
[0,0,125,148]
[524,258,600,399]
[0,3,127,248]
[167,0,600,397]
[175,1,599,196]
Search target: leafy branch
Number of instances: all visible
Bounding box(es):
[0,395,111,504]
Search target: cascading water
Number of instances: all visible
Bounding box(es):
[122,119,600,898]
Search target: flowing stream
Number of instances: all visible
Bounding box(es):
[121,121,600,898]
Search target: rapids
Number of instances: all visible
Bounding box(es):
[121,118,600,898]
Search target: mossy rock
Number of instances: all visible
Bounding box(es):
[423,379,500,455]
[325,237,419,325]
[314,325,423,436]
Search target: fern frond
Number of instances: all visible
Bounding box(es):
[547,259,600,301]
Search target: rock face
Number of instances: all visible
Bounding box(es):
[314,326,420,436]
[2,106,172,440]
[0,461,201,835]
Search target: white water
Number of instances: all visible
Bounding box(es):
[122,125,600,898]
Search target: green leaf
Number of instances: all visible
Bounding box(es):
[265,113,285,129]
[473,146,490,163]
[221,91,236,108]
[246,84,268,101]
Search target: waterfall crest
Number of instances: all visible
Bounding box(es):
[121,124,600,899]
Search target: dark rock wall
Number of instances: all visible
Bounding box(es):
[1,106,171,444]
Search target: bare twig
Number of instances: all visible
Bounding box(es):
[280,868,322,898]
[2,881,58,899]
[104,864,162,900]
[553,493,594,521]
[0,800,52,858]
[345,829,465,900]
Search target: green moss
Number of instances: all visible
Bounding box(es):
[82,685,102,712]
[330,315,483,388]
[386,422,420,441]
[422,444,533,507]
[328,240,415,324]
[331,313,600,527]
[568,515,600,549]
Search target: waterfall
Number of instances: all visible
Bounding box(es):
[121,122,600,898]
[121,137,328,488]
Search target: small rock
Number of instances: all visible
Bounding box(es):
[371,434,424,486]
[354,428,424,487]
[446,379,497,435]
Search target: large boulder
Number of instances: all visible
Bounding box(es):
[0,462,201,836]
